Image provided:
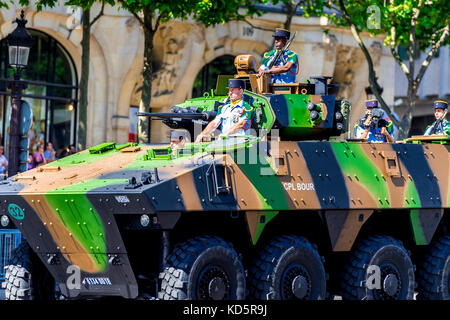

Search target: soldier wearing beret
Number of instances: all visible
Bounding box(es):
[257,28,299,83]
[195,79,254,142]
[354,99,394,143]
[424,100,450,136]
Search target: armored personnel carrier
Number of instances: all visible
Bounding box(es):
[1,55,449,300]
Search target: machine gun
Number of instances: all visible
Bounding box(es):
[138,111,216,121]
[138,110,218,137]
[267,31,297,70]
[427,108,448,135]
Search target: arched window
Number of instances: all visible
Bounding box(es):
[192,55,235,97]
[0,29,78,159]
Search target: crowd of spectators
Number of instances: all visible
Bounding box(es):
[0,142,76,177]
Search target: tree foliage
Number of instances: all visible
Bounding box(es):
[118,0,263,28]
[270,0,302,31]
[301,0,450,138]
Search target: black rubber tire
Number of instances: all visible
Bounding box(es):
[158,235,245,300]
[1,241,56,300]
[340,235,415,300]
[416,234,450,300]
[248,235,326,300]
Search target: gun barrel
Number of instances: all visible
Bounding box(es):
[138,112,214,120]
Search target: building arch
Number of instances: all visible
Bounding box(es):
[29,10,111,147]
[175,38,269,105]
[192,54,236,98]
[0,27,78,158]
[115,27,144,144]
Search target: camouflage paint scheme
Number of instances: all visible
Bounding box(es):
[0,88,447,299]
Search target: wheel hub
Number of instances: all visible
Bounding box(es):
[383,273,399,297]
[291,275,308,299]
[197,265,230,300]
[281,264,311,300]
[373,264,402,300]
[208,277,226,300]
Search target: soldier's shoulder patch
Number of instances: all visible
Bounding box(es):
[287,50,298,62]
[264,50,276,58]
[243,101,253,112]
[217,104,224,115]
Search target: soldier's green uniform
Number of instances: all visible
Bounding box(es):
[259,28,299,83]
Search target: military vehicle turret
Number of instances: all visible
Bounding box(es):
[0,55,448,301]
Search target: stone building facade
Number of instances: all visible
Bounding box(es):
[394,46,450,136]
[1,3,401,148]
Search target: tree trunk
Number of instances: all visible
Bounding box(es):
[138,6,154,144]
[396,7,420,140]
[397,78,417,139]
[78,9,90,150]
[283,3,294,31]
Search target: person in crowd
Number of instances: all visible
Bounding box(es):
[44,141,57,163]
[33,144,46,167]
[27,154,34,170]
[69,144,76,155]
[0,145,8,176]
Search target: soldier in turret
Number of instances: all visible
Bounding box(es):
[257,28,299,83]
[424,100,450,136]
[195,79,254,142]
[354,99,394,143]
[170,129,188,152]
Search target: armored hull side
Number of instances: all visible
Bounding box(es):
[0,139,448,298]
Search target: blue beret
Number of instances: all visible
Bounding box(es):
[365,100,378,108]
[433,100,448,110]
[272,28,290,39]
[228,79,245,89]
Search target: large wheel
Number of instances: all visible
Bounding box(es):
[416,234,450,300]
[158,235,245,300]
[248,235,326,300]
[340,235,415,300]
[2,241,56,300]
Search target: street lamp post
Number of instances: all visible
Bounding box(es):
[6,10,34,177]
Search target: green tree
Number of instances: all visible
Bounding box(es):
[274,0,302,31]
[38,0,113,150]
[117,0,263,143]
[2,0,111,149]
[66,1,113,150]
[302,0,450,138]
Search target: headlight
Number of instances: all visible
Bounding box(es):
[140,214,150,227]
[1,215,10,227]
